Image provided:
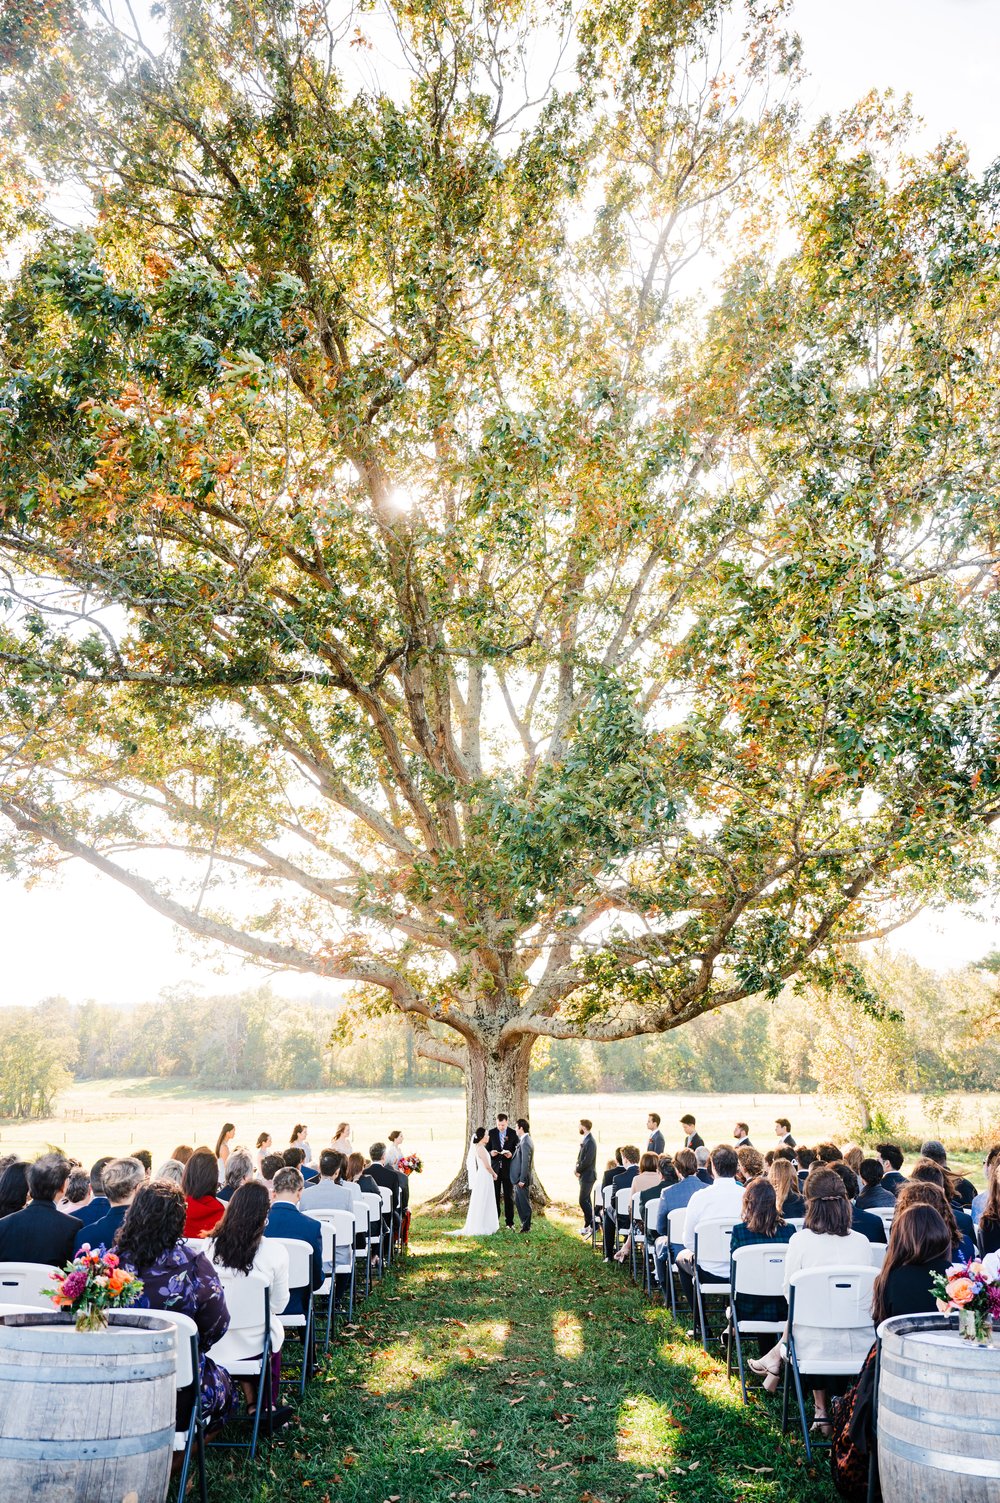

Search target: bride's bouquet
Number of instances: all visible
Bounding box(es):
[397,1153,423,1175]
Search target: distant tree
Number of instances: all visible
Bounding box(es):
[0,1015,71,1118]
[2,0,1000,1194]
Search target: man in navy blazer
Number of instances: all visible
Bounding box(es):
[263,1167,323,1314]
[603,1146,640,1260]
[74,1156,144,1254]
[73,1157,113,1230]
[0,1154,80,1267]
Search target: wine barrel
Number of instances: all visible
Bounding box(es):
[878,1313,1000,1501]
[0,1310,177,1502]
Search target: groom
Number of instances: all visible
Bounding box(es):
[511,1118,534,1234]
[487,1112,517,1230]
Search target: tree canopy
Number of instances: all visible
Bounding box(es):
[2,0,999,1184]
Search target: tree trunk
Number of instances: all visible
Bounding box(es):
[432,1034,547,1208]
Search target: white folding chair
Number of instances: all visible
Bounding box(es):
[273,1237,315,1396]
[691,1218,737,1349]
[362,1192,385,1284]
[309,1218,338,1351]
[663,1207,687,1317]
[326,1209,358,1324]
[614,1187,632,1256]
[643,1200,660,1294]
[208,1271,272,1460]
[0,1263,60,1309]
[868,1242,887,1271]
[160,1308,207,1503]
[377,1186,394,1265]
[782,1266,876,1459]
[728,1245,789,1402]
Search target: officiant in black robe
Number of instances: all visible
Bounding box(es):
[487,1114,517,1229]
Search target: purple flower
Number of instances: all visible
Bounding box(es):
[60,1269,88,1302]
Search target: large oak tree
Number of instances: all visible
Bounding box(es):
[2,0,999,1194]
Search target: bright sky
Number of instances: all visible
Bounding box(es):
[2,0,998,1005]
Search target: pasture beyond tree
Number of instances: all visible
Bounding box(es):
[1,0,999,1193]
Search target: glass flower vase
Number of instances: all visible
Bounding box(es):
[958,1308,993,1346]
[74,1304,109,1333]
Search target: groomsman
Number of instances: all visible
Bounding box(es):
[733,1122,752,1148]
[487,1113,517,1229]
[575,1119,597,1236]
[679,1114,704,1151]
[646,1113,665,1154]
[775,1117,796,1148]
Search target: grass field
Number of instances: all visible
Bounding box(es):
[210,1208,838,1503]
[2,1080,996,1202]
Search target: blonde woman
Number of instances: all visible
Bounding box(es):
[768,1156,805,1220]
[331,1123,353,1155]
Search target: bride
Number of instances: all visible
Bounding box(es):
[453,1127,500,1237]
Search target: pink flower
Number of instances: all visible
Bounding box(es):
[60,1269,88,1302]
[102,1252,119,1269]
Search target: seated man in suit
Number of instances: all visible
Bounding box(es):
[74,1156,143,1254]
[0,1153,80,1266]
[263,1166,324,1313]
[876,1143,907,1196]
[301,1150,354,1213]
[283,1146,318,1185]
[855,1158,896,1212]
[832,1163,886,1243]
[367,1143,408,1212]
[73,1157,113,1230]
[603,1145,640,1260]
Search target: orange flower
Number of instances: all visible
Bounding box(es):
[107,1270,129,1295]
[945,1277,976,1307]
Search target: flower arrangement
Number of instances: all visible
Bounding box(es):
[932,1258,1000,1345]
[397,1153,423,1175]
[44,1246,144,1332]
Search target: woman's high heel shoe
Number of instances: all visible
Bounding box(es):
[748,1353,781,1377]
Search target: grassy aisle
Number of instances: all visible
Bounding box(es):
[213,1214,838,1503]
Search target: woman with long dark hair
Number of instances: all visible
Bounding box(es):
[730,1180,796,1327]
[115,1181,236,1427]
[214,1123,236,1167]
[0,1161,29,1219]
[976,1163,1000,1257]
[289,1123,313,1165]
[209,1183,290,1420]
[182,1148,225,1237]
[897,1178,975,1260]
[871,1205,952,1325]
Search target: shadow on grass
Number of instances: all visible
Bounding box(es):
[209,1213,838,1503]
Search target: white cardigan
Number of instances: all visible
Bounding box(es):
[783,1228,874,1367]
[208,1239,290,1362]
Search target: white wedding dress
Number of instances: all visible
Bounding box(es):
[453,1140,500,1237]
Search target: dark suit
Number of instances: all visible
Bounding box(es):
[487,1126,517,1228]
[734,1136,752,1149]
[856,1184,895,1212]
[263,1199,323,1313]
[73,1197,110,1229]
[647,1130,665,1155]
[882,1170,906,1197]
[576,1133,597,1227]
[603,1164,638,1259]
[683,1132,704,1151]
[0,1200,81,1267]
[779,1132,796,1149]
[74,1203,127,1255]
[852,1207,886,1244]
[367,1160,407,1212]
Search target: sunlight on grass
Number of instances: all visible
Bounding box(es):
[552,1309,583,1359]
[615,1393,682,1466]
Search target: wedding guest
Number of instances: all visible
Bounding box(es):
[344,1151,378,1201]
[736,1145,765,1185]
[694,1146,712,1185]
[775,1118,796,1148]
[603,1146,640,1261]
[895,1181,967,1259]
[768,1157,805,1220]
[773,1145,796,1163]
[290,1123,313,1166]
[0,1159,30,1219]
[255,1133,272,1172]
[262,1168,323,1311]
[214,1123,236,1169]
[74,1156,144,1254]
[843,1145,864,1175]
[260,1153,285,1187]
[976,1167,1000,1256]
[613,1153,662,1264]
[871,1205,952,1323]
[0,1153,80,1263]
[748,1169,871,1432]
[74,1157,112,1229]
[59,1167,92,1216]
[815,1142,843,1165]
[385,1131,404,1167]
[856,1158,896,1212]
[368,1142,408,1221]
[282,1146,318,1185]
[116,1181,237,1429]
[796,1146,815,1188]
[680,1115,704,1151]
[908,1160,976,1253]
[919,1139,977,1208]
[135,1150,153,1177]
[208,1181,291,1426]
[601,1151,624,1192]
[301,1150,354,1212]
[831,1163,885,1243]
[971,1146,1000,1225]
[575,1120,598,1236]
[218,1149,255,1203]
[331,1123,353,1155]
[171,1145,195,1166]
[675,1145,745,1320]
[182,1148,225,1238]
[733,1122,752,1149]
[876,1143,906,1195]
[647,1114,665,1154]
[154,1158,185,1186]
[729,1179,795,1327]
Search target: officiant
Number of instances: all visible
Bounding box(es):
[487,1112,517,1230]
